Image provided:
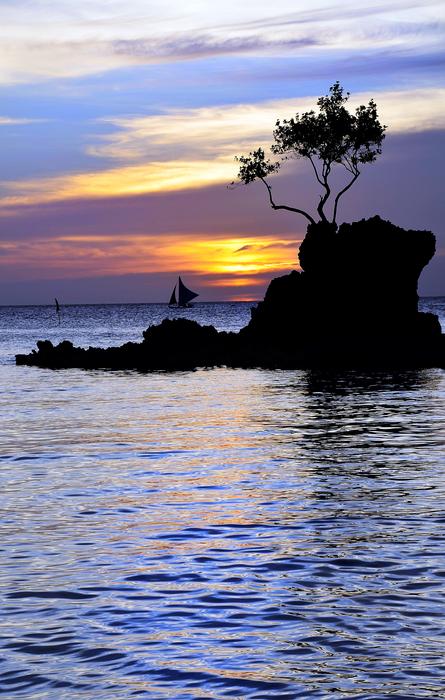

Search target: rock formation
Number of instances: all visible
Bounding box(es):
[242,216,441,342]
[16,217,445,370]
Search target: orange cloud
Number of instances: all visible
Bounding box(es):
[0,160,236,207]
[0,232,300,296]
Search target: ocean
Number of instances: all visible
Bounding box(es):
[1,299,445,699]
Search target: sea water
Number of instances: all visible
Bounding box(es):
[1,300,445,699]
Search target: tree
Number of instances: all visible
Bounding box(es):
[235,82,386,228]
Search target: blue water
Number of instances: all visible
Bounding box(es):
[1,300,445,699]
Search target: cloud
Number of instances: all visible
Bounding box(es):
[92,86,445,164]
[0,0,443,83]
[1,128,443,301]
[224,0,443,31]
[0,159,236,206]
[262,240,301,250]
[234,245,254,253]
[0,232,301,294]
[0,116,44,125]
[2,86,444,207]
[112,35,318,61]
[0,39,135,84]
[234,240,299,253]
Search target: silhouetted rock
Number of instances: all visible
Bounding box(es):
[244,216,439,342]
[16,217,445,371]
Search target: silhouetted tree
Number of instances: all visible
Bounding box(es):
[235,82,386,227]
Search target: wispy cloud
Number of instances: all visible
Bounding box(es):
[0,0,443,83]
[0,116,45,125]
[234,240,299,253]
[224,0,443,30]
[2,86,444,207]
[235,245,254,253]
[112,35,318,61]
[93,86,445,163]
[0,159,235,207]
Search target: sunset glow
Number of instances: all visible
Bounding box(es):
[1,0,444,302]
[0,233,300,302]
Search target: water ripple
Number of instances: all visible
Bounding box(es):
[1,305,445,698]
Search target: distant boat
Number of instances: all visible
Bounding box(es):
[168,277,198,308]
[55,297,61,324]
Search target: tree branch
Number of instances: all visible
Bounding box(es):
[340,159,355,175]
[259,177,315,225]
[308,155,324,186]
[332,171,360,225]
[341,152,358,175]
[316,163,331,223]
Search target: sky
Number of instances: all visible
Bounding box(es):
[0,0,444,303]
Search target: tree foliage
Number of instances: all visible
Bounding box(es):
[235,82,386,227]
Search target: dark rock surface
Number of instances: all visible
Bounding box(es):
[244,216,439,342]
[16,217,445,370]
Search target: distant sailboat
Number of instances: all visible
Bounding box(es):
[168,277,198,308]
[55,297,61,324]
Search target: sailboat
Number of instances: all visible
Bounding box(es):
[55,297,61,324]
[168,276,199,308]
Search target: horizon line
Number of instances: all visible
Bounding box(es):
[2,295,445,308]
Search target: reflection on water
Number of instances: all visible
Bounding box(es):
[1,304,445,698]
[1,364,445,699]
